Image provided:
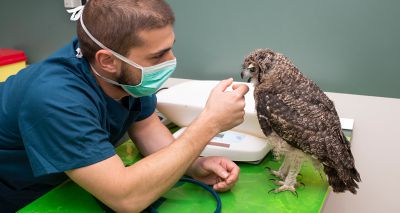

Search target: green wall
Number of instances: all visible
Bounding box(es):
[1,0,399,98]
[0,1,76,62]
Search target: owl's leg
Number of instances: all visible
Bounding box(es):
[270,155,290,180]
[270,156,303,195]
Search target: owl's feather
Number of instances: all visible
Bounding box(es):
[242,49,361,194]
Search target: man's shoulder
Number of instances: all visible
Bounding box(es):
[26,38,100,105]
[21,66,104,118]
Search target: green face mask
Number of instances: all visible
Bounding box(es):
[90,59,176,97]
[80,8,176,97]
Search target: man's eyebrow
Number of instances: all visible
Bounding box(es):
[149,40,176,56]
[150,47,172,56]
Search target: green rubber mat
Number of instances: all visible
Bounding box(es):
[18,124,334,212]
[159,154,329,213]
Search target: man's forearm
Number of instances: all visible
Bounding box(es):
[128,113,175,156]
[66,113,219,213]
[128,112,209,178]
[119,112,219,212]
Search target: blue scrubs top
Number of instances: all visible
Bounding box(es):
[0,38,156,211]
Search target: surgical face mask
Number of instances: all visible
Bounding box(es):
[79,7,176,97]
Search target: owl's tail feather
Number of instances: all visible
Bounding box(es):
[324,165,361,194]
[323,131,361,194]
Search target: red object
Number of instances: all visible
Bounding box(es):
[0,49,27,66]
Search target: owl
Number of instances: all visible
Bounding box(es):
[241,49,360,194]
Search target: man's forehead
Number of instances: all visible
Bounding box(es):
[135,26,175,51]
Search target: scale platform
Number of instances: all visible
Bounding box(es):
[173,127,273,164]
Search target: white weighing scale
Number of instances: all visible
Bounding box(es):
[172,127,273,164]
[156,80,354,164]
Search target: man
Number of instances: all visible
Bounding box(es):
[0,0,249,212]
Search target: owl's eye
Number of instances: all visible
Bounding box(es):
[248,64,255,72]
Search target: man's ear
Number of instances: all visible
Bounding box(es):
[94,50,119,74]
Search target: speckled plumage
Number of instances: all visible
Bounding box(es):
[241,49,360,194]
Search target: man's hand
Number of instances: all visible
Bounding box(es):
[201,78,249,132]
[187,156,240,192]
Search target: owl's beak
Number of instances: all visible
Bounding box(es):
[240,64,254,82]
[241,64,254,82]
[241,64,255,78]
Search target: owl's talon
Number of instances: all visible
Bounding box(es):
[275,180,285,186]
[268,178,285,186]
[292,190,298,198]
[268,184,298,196]
[297,182,305,188]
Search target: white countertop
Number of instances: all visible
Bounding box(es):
[163,78,400,213]
[321,92,400,213]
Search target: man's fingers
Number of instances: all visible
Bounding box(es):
[202,159,230,179]
[214,78,233,92]
[204,162,229,179]
[231,83,242,90]
[214,178,235,192]
[226,165,240,184]
[232,84,249,96]
[214,182,229,192]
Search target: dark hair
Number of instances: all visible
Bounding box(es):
[77,0,175,62]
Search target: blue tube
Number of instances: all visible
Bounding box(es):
[149,177,222,213]
[178,177,222,213]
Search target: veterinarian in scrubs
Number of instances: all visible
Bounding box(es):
[0,0,249,212]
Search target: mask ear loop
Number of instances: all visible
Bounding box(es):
[77,7,146,86]
[78,8,143,70]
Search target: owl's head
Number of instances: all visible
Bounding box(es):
[241,48,277,85]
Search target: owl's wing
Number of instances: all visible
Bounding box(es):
[256,80,350,166]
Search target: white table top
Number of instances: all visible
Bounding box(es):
[322,92,400,213]
[164,78,400,213]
